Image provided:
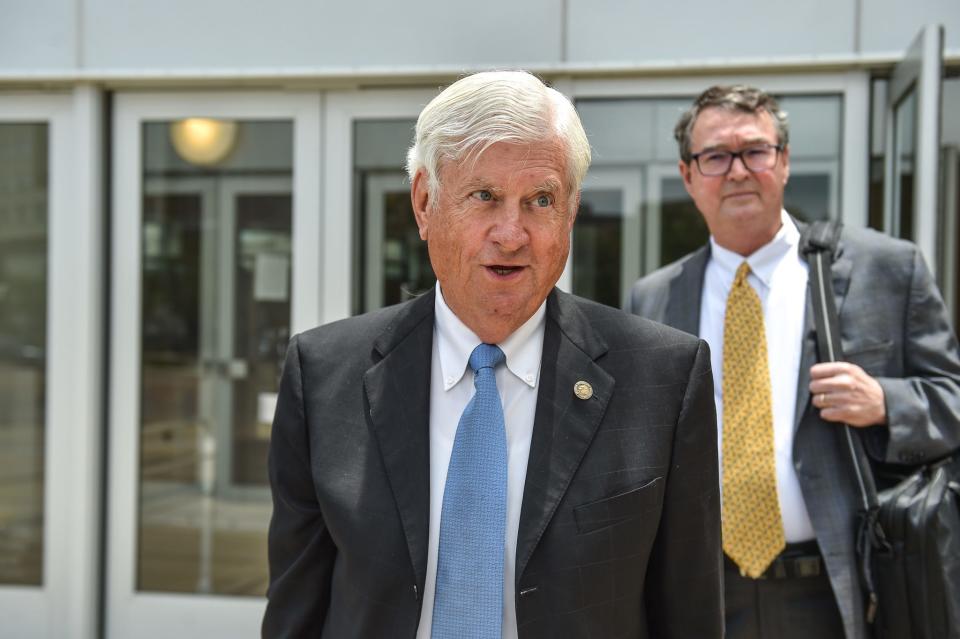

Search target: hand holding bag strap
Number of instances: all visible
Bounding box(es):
[799,220,883,622]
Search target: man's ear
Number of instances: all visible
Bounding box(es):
[679,160,694,194]
[568,191,581,230]
[411,169,431,241]
[780,144,790,186]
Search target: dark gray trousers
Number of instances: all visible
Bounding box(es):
[723,550,846,639]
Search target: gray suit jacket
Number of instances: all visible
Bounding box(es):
[629,223,960,639]
[263,288,723,638]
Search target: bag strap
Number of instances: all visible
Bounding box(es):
[800,221,845,364]
[799,220,878,504]
[799,220,882,622]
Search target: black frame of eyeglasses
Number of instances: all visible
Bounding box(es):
[689,143,784,176]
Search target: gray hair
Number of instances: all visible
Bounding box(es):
[674,85,789,163]
[406,70,591,209]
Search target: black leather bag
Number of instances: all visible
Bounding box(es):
[867,455,960,638]
[801,220,960,639]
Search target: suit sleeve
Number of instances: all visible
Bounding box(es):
[262,335,335,638]
[873,247,960,464]
[629,274,666,320]
[645,339,723,638]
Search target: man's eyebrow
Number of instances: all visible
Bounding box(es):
[698,137,773,152]
[532,177,564,193]
[461,179,502,194]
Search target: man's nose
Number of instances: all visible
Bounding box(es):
[489,204,529,251]
[726,154,751,180]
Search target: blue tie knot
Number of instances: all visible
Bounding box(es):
[469,343,505,373]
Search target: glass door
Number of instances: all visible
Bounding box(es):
[883,24,945,272]
[644,163,709,272]
[108,92,320,638]
[940,71,960,324]
[0,113,51,634]
[0,93,103,639]
[574,168,643,308]
[363,171,428,310]
[324,91,434,318]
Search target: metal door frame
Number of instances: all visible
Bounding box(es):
[0,91,104,639]
[883,24,945,272]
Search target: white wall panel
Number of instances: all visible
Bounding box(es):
[4,0,959,76]
[566,0,855,63]
[82,0,563,69]
[0,0,77,69]
[860,0,960,53]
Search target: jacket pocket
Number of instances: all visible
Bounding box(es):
[842,339,893,373]
[574,477,664,535]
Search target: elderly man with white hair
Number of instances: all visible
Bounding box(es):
[262,70,723,639]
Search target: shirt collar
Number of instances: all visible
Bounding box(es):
[434,282,545,391]
[708,209,800,289]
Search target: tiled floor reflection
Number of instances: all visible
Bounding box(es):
[0,368,44,586]
[138,481,270,596]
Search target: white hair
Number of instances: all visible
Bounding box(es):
[405,70,591,209]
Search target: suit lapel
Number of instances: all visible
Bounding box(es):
[364,290,435,592]
[665,245,709,335]
[515,290,614,582]
[794,228,852,429]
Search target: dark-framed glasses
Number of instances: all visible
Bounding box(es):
[690,143,784,176]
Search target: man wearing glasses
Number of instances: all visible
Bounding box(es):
[631,85,960,639]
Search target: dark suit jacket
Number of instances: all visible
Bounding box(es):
[630,223,960,639]
[263,288,723,638]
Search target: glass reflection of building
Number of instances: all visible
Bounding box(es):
[137,119,291,595]
[0,123,47,587]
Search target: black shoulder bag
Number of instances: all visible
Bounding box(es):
[801,220,960,639]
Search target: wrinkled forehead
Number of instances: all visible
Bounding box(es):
[691,106,779,148]
[437,138,572,187]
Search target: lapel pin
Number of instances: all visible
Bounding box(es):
[574,381,593,400]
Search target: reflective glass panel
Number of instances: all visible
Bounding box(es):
[138,119,292,595]
[574,189,624,306]
[353,119,433,314]
[0,123,47,586]
[870,74,960,326]
[945,75,960,327]
[868,78,888,231]
[658,177,709,266]
[893,89,918,240]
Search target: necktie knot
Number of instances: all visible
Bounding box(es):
[469,343,505,374]
[734,261,752,287]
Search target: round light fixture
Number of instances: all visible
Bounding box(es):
[169,118,238,167]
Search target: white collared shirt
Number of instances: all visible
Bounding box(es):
[699,210,816,542]
[415,283,545,639]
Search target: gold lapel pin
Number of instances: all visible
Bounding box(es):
[574,381,593,400]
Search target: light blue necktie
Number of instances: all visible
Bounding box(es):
[431,343,507,639]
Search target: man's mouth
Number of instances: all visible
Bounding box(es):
[487,265,523,277]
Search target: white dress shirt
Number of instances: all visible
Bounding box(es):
[415,283,544,639]
[699,210,816,542]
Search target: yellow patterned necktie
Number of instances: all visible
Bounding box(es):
[722,261,785,578]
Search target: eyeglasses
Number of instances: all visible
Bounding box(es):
[690,143,784,176]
